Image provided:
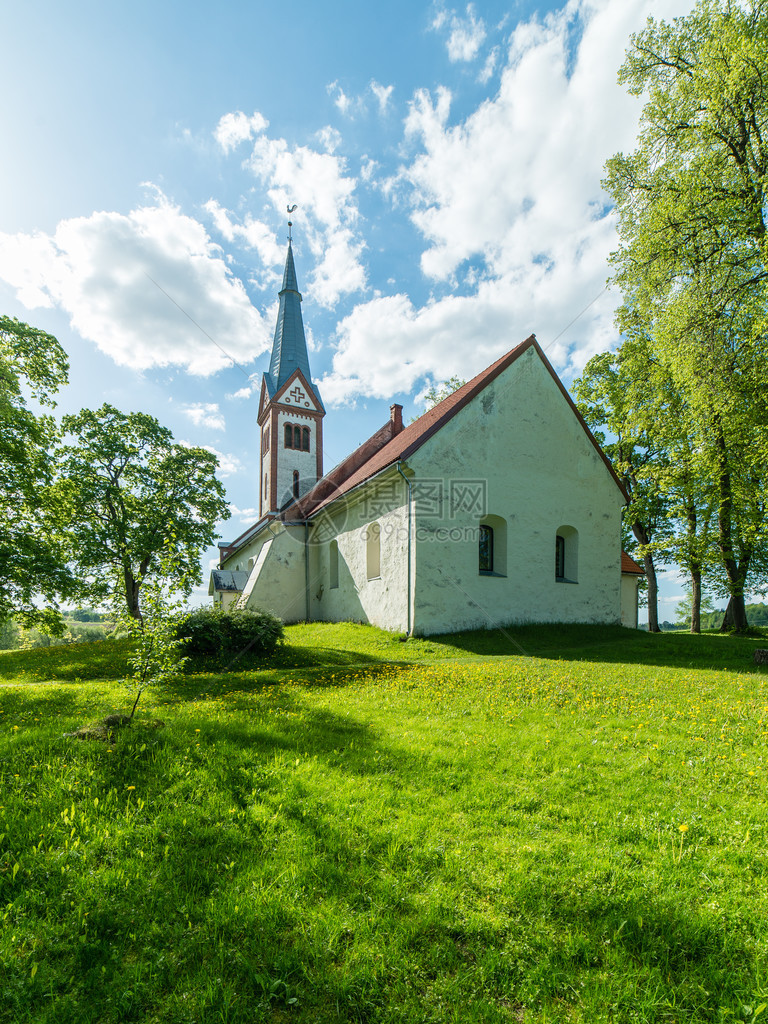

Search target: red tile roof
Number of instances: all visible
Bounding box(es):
[296,334,628,517]
[222,335,630,562]
[621,551,644,575]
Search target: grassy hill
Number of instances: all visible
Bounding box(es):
[2,622,768,1023]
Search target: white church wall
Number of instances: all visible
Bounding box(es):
[407,346,625,635]
[221,524,308,623]
[621,574,640,628]
[308,473,411,632]
[238,525,309,623]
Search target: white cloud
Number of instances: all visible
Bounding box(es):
[231,504,260,523]
[0,189,270,375]
[204,199,284,289]
[432,4,487,63]
[370,81,394,114]
[200,446,243,478]
[316,125,342,153]
[227,383,257,400]
[478,46,499,83]
[182,402,226,431]
[327,81,366,119]
[323,0,693,402]
[214,111,269,153]
[234,124,367,307]
[360,157,379,184]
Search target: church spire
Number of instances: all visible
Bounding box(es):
[265,225,323,408]
[258,211,325,518]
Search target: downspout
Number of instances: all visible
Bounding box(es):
[395,461,413,636]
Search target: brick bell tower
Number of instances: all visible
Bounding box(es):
[257,217,325,516]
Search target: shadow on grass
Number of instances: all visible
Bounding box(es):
[3,623,768,696]
[58,698,765,1020]
[185,641,391,675]
[0,637,133,682]
[425,622,768,674]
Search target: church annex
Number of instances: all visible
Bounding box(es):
[210,236,643,635]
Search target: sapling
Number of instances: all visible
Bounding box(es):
[111,549,191,725]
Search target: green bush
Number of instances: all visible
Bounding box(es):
[176,607,284,659]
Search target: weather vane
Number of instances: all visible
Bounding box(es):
[287,204,298,241]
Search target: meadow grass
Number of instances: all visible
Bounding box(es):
[1,623,768,1022]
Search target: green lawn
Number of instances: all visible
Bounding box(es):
[2,623,768,1023]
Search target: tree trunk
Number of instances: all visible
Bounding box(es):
[719,593,749,632]
[690,567,702,634]
[643,551,661,632]
[632,519,660,632]
[720,598,735,632]
[123,567,142,622]
[714,428,750,632]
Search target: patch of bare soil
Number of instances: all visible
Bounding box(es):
[63,714,165,743]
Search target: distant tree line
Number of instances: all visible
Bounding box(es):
[575,0,768,633]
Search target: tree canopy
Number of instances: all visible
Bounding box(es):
[56,404,230,620]
[0,316,73,626]
[602,0,768,631]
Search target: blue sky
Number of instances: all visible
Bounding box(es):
[1,0,695,615]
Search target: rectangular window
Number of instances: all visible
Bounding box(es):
[479,524,494,574]
[555,535,565,580]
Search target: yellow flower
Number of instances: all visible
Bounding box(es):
[126,786,136,791]
[679,824,689,833]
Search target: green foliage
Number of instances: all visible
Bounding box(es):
[602,0,768,631]
[675,590,716,628]
[2,623,768,1022]
[0,617,18,651]
[0,315,74,625]
[71,608,104,622]
[56,403,231,619]
[422,375,466,411]
[118,583,188,720]
[176,606,284,660]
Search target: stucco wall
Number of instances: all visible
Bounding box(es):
[222,524,308,624]
[621,574,640,628]
[407,346,625,634]
[308,472,411,632]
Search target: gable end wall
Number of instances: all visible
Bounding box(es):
[408,346,625,633]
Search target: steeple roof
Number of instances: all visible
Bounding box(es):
[264,241,324,409]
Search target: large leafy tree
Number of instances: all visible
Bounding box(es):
[0,316,74,625]
[56,404,230,620]
[573,342,673,632]
[604,0,768,631]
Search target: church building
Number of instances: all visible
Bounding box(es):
[210,235,643,634]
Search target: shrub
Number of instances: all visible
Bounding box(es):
[176,607,284,659]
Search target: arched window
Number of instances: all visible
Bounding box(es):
[293,470,300,499]
[479,515,507,576]
[293,424,301,449]
[284,423,293,448]
[555,526,578,582]
[366,522,381,580]
[302,426,310,452]
[329,539,339,589]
